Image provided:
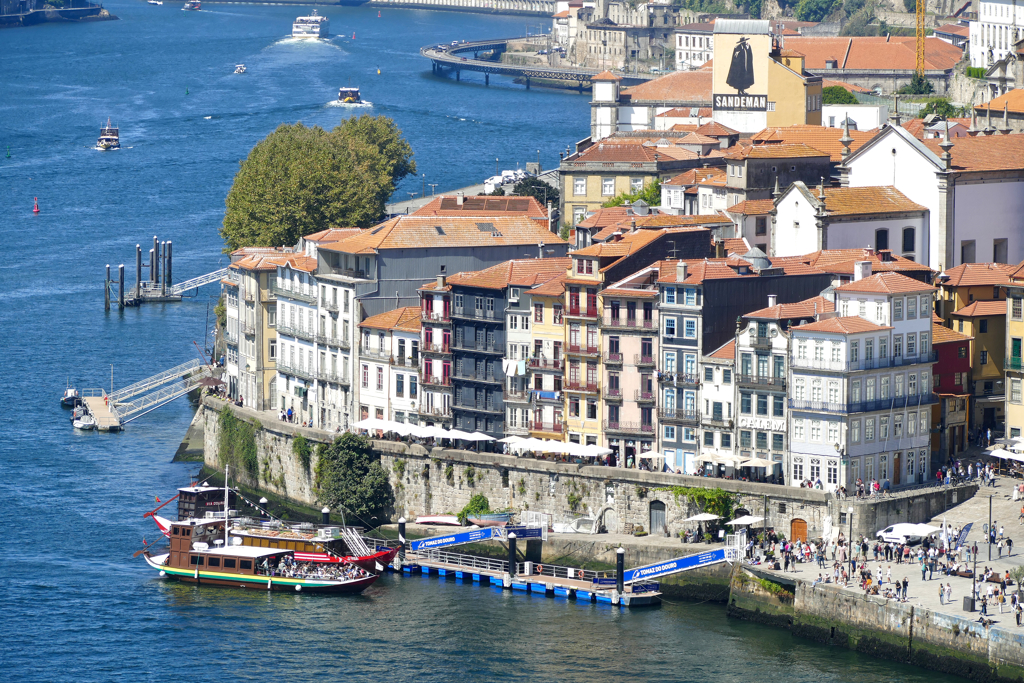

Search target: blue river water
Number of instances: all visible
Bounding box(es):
[0,4,969,680]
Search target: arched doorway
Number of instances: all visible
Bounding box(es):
[649,500,666,535]
[790,518,807,542]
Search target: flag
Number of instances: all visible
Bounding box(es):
[375,562,384,572]
[155,496,161,503]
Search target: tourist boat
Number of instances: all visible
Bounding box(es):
[234,64,246,74]
[415,515,461,526]
[147,484,398,573]
[61,384,80,408]
[96,119,119,151]
[292,10,329,39]
[337,87,361,104]
[181,0,200,10]
[467,512,513,527]
[142,518,379,593]
[73,413,97,430]
[147,1,163,5]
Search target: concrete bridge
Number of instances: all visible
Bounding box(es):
[421,36,656,88]
[369,0,555,16]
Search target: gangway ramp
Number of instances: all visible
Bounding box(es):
[407,525,544,553]
[108,359,204,403]
[622,547,731,584]
[170,268,229,296]
[81,360,213,430]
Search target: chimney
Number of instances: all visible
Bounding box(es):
[631,217,637,233]
[456,192,464,206]
[768,294,777,308]
[538,242,545,259]
[854,260,872,281]
[676,261,688,282]
[611,231,623,242]
[547,201,556,234]
[437,274,446,288]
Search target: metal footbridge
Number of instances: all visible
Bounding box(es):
[81,359,213,431]
[421,37,656,87]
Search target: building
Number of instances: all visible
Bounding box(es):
[934,261,1015,323]
[788,268,937,492]
[725,199,773,253]
[518,271,571,441]
[590,68,713,140]
[356,307,421,424]
[969,0,1024,68]
[934,22,970,49]
[951,300,1007,435]
[931,320,973,463]
[695,339,736,476]
[661,167,726,215]
[723,143,833,212]
[772,183,930,261]
[417,277,454,428]
[785,248,934,286]
[1004,261,1024,440]
[843,124,1024,270]
[674,21,715,71]
[821,104,887,131]
[973,90,1024,133]
[750,123,876,164]
[271,252,324,428]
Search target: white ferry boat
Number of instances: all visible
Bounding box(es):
[292,10,329,39]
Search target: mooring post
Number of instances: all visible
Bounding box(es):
[616,547,625,594]
[485,73,489,86]
[166,240,173,291]
[398,516,407,566]
[118,264,125,309]
[160,241,167,296]
[104,264,111,311]
[525,77,531,90]
[149,248,156,288]
[321,506,330,525]
[135,244,142,300]
[456,70,460,81]
[152,235,159,284]
[508,532,517,579]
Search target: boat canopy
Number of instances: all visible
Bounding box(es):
[192,545,285,558]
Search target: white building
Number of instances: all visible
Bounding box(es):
[273,255,322,427]
[674,21,714,71]
[822,104,888,131]
[356,307,421,424]
[843,124,1024,270]
[787,266,936,492]
[695,339,735,476]
[772,183,930,262]
[969,0,1023,68]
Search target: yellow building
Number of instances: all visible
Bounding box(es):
[936,262,1015,324]
[951,300,1007,435]
[1005,263,1024,439]
[523,273,571,440]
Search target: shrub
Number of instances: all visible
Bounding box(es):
[292,434,311,471]
[458,494,490,524]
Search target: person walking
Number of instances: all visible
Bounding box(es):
[945,583,952,606]
[939,582,946,605]
[1008,537,1015,557]
[981,596,989,616]
[903,577,910,602]
[999,539,1005,558]
[1017,602,1023,627]
[921,560,928,582]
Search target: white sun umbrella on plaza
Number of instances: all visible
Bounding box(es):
[464,431,495,442]
[417,425,449,439]
[443,428,475,440]
[582,444,613,457]
[727,515,765,526]
[352,417,388,431]
[498,435,526,444]
[684,512,721,522]
[742,457,774,468]
[387,421,422,437]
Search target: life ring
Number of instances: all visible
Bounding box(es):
[536,564,543,574]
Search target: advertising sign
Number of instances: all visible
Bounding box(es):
[622,548,727,583]
[712,32,771,112]
[409,528,496,552]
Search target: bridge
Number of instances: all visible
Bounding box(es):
[421,37,656,88]
[369,0,555,17]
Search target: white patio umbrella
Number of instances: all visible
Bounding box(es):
[728,515,765,526]
[352,417,388,431]
[684,512,721,522]
[417,425,450,439]
[444,428,475,440]
[742,457,774,468]
[464,431,495,442]
[580,444,613,457]
[387,422,421,437]
[498,436,526,444]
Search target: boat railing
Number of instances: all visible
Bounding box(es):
[413,548,610,582]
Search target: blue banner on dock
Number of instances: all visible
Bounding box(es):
[504,526,543,539]
[591,577,617,587]
[409,528,497,552]
[621,548,726,583]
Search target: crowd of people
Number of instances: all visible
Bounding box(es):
[257,555,371,582]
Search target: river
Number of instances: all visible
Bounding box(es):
[0,3,968,680]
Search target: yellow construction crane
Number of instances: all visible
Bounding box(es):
[916,0,926,77]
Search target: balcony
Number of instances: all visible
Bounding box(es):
[224,330,239,345]
[604,352,624,365]
[270,284,315,304]
[422,343,452,355]
[789,393,939,415]
[787,399,847,414]
[321,300,339,313]
[737,374,786,389]
[604,420,655,435]
[421,310,450,323]
[602,316,656,331]
[658,408,699,423]
[241,321,256,336]
[312,368,349,385]
[456,403,503,415]
[566,306,598,319]
[750,335,772,349]
[277,361,313,382]
[506,423,530,436]
[453,341,502,355]
[331,267,369,281]
[503,388,532,403]
[453,370,502,384]
[421,406,452,418]
[604,387,623,401]
[790,352,939,373]
[659,372,699,385]
[244,290,255,303]
[531,421,564,434]
[277,323,313,342]
[534,390,563,404]
[420,374,452,388]
[390,356,419,368]
[260,288,276,303]
[565,381,600,394]
[528,357,563,371]
[566,344,600,357]
[635,354,655,367]
[704,414,733,428]
[451,306,497,321]
[360,347,390,361]
[635,390,656,403]
[1007,356,1024,372]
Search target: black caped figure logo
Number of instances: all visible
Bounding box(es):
[726,36,755,94]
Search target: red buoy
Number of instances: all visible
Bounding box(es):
[32,197,39,214]
[377,10,380,16]
[352,31,355,39]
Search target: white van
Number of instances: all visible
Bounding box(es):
[876,523,941,545]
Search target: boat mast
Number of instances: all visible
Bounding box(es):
[224,463,230,548]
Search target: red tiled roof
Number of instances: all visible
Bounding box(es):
[784,36,962,71]
[975,89,1024,115]
[318,216,563,254]
[444,258,570,291]
[592,218,723,243]
[901,117,971,139]
[230,253,291,273]
[792,248,933,275]
[726,199,774,215]
[725,142,830,160]
[695,121,739,137]
[821,79,873,94]
[935,23,970,37]
[951,300,1006,317]
[751,125,876,162]
[941,262,1017,287]
[591,70,622,81]
[819,186,927,216]
[836,272,935,294]
[303,227,362,242]
[743,295,835,320]
[932,321,973,344]
[359,306,422,332]
[620,69,712,104]
[276,254,318,273]
[413,195,548,218]
[719,237,749,256]
[655,256,820,284]
[707,339,736,360]
[793,315,893,334]
[664,167,725,187]
[921,132,1024,172]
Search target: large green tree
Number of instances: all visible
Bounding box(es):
[221,116,415,251]
[511,176,560,207]
[822,85,859,105]
[313,432,394,522]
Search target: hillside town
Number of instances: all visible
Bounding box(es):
[216,17,1024,500]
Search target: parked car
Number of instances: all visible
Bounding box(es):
[876,523,941,545]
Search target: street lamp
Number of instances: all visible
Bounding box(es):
[496,158,499,176]
[847,506,854,578]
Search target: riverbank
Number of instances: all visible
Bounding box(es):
[0,6,116,28]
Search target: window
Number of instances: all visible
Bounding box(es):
[684,288,697,306]
[741,393,752,414]
[793,461,804,481]
[756,432,768,450]
[756,394,768,416]
[664,425,676,440]
[772,433,784,452]
[851,420,860,443]
[684,319,697,338]
[534,303,543,323]
[865,418,875,441]
[810,420,822,441]
[1013,298,1023,321]
[794,379,805,400]
[396,374,405,397]
[410,375,418,399]
[361,364,368,388]
[773,395,784,417]
[981,350,988,365]
[755,217,767,236]
[665,317,677,337]
[601,177,615,196]
[1013,379,1022,404]
[704,431,714,446]
[704,366,714,382]
[980,319,989,334]
[630,177,643,192]
[573,177,586,195]
[880,416,889,439]
[908,296,917,320]
[721,433,732,448]
[907,333,916,356]
[664,351,676,373]
[893,299,903,321]
[722,369,732,384]
[828,421,839,444]
[875,228,889,251]
[664,287,676,304]
[794,419,805,440]
[269,339,277,360]
[902,226,915,254]
[740,430,752,448]
[376,366,384,391]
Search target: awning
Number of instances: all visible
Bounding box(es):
[742,457,774,468]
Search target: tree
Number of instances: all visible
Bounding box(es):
[221,116,415,251]
[601,178,662,208]
[898,73,934,95]
[919,97,964,118]
[511,176,559,207]
[823,85,859,105]
[794,0,838,22]
[902,0,914,11]
[313,432,394,522]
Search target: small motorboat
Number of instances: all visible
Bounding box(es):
[96,118,119,151]
[337,86,361,104]
[73,414,97,431]
[466,512,513,528]
[234,64,246,74]
[147,1,163,5]
[182,0,200,10]
[415,515,461,526]
[61,384,81,408]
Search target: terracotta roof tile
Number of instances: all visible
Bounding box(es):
[230,253,291,273]
[444,258,570,291]
[821,79,873,94]
[920,134,1024,172]
[791,248,933,275]
[695,121,739,137]
[413,195,548,218]
[836,272,935,294]
[359,306,422,332]
[276,254,318,273]
[726,199,774,215]
[719,237,750,255]
[303,227,362,242]
[976,89,1024,115]
[744,295,835,320]
[820,186,927,216]
[707,339,736,360]
[319,216,564,254]
[529,272,570,297]
[664,167,725,187]
[793,315,893,334]
[680,132,720,145]
[951,300,1006,317]
[935,23,970,37]
[784,36,962,71]
[725,142,830,160]
[750,125,876,162]
[941,262,1017,287]
[573,229,665,258]
[655,255,820,284]
[592,219,720,243]
[619,69,712,104]
[901,117,971,139]
[932,321,973,344]
[591,70,622,81]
